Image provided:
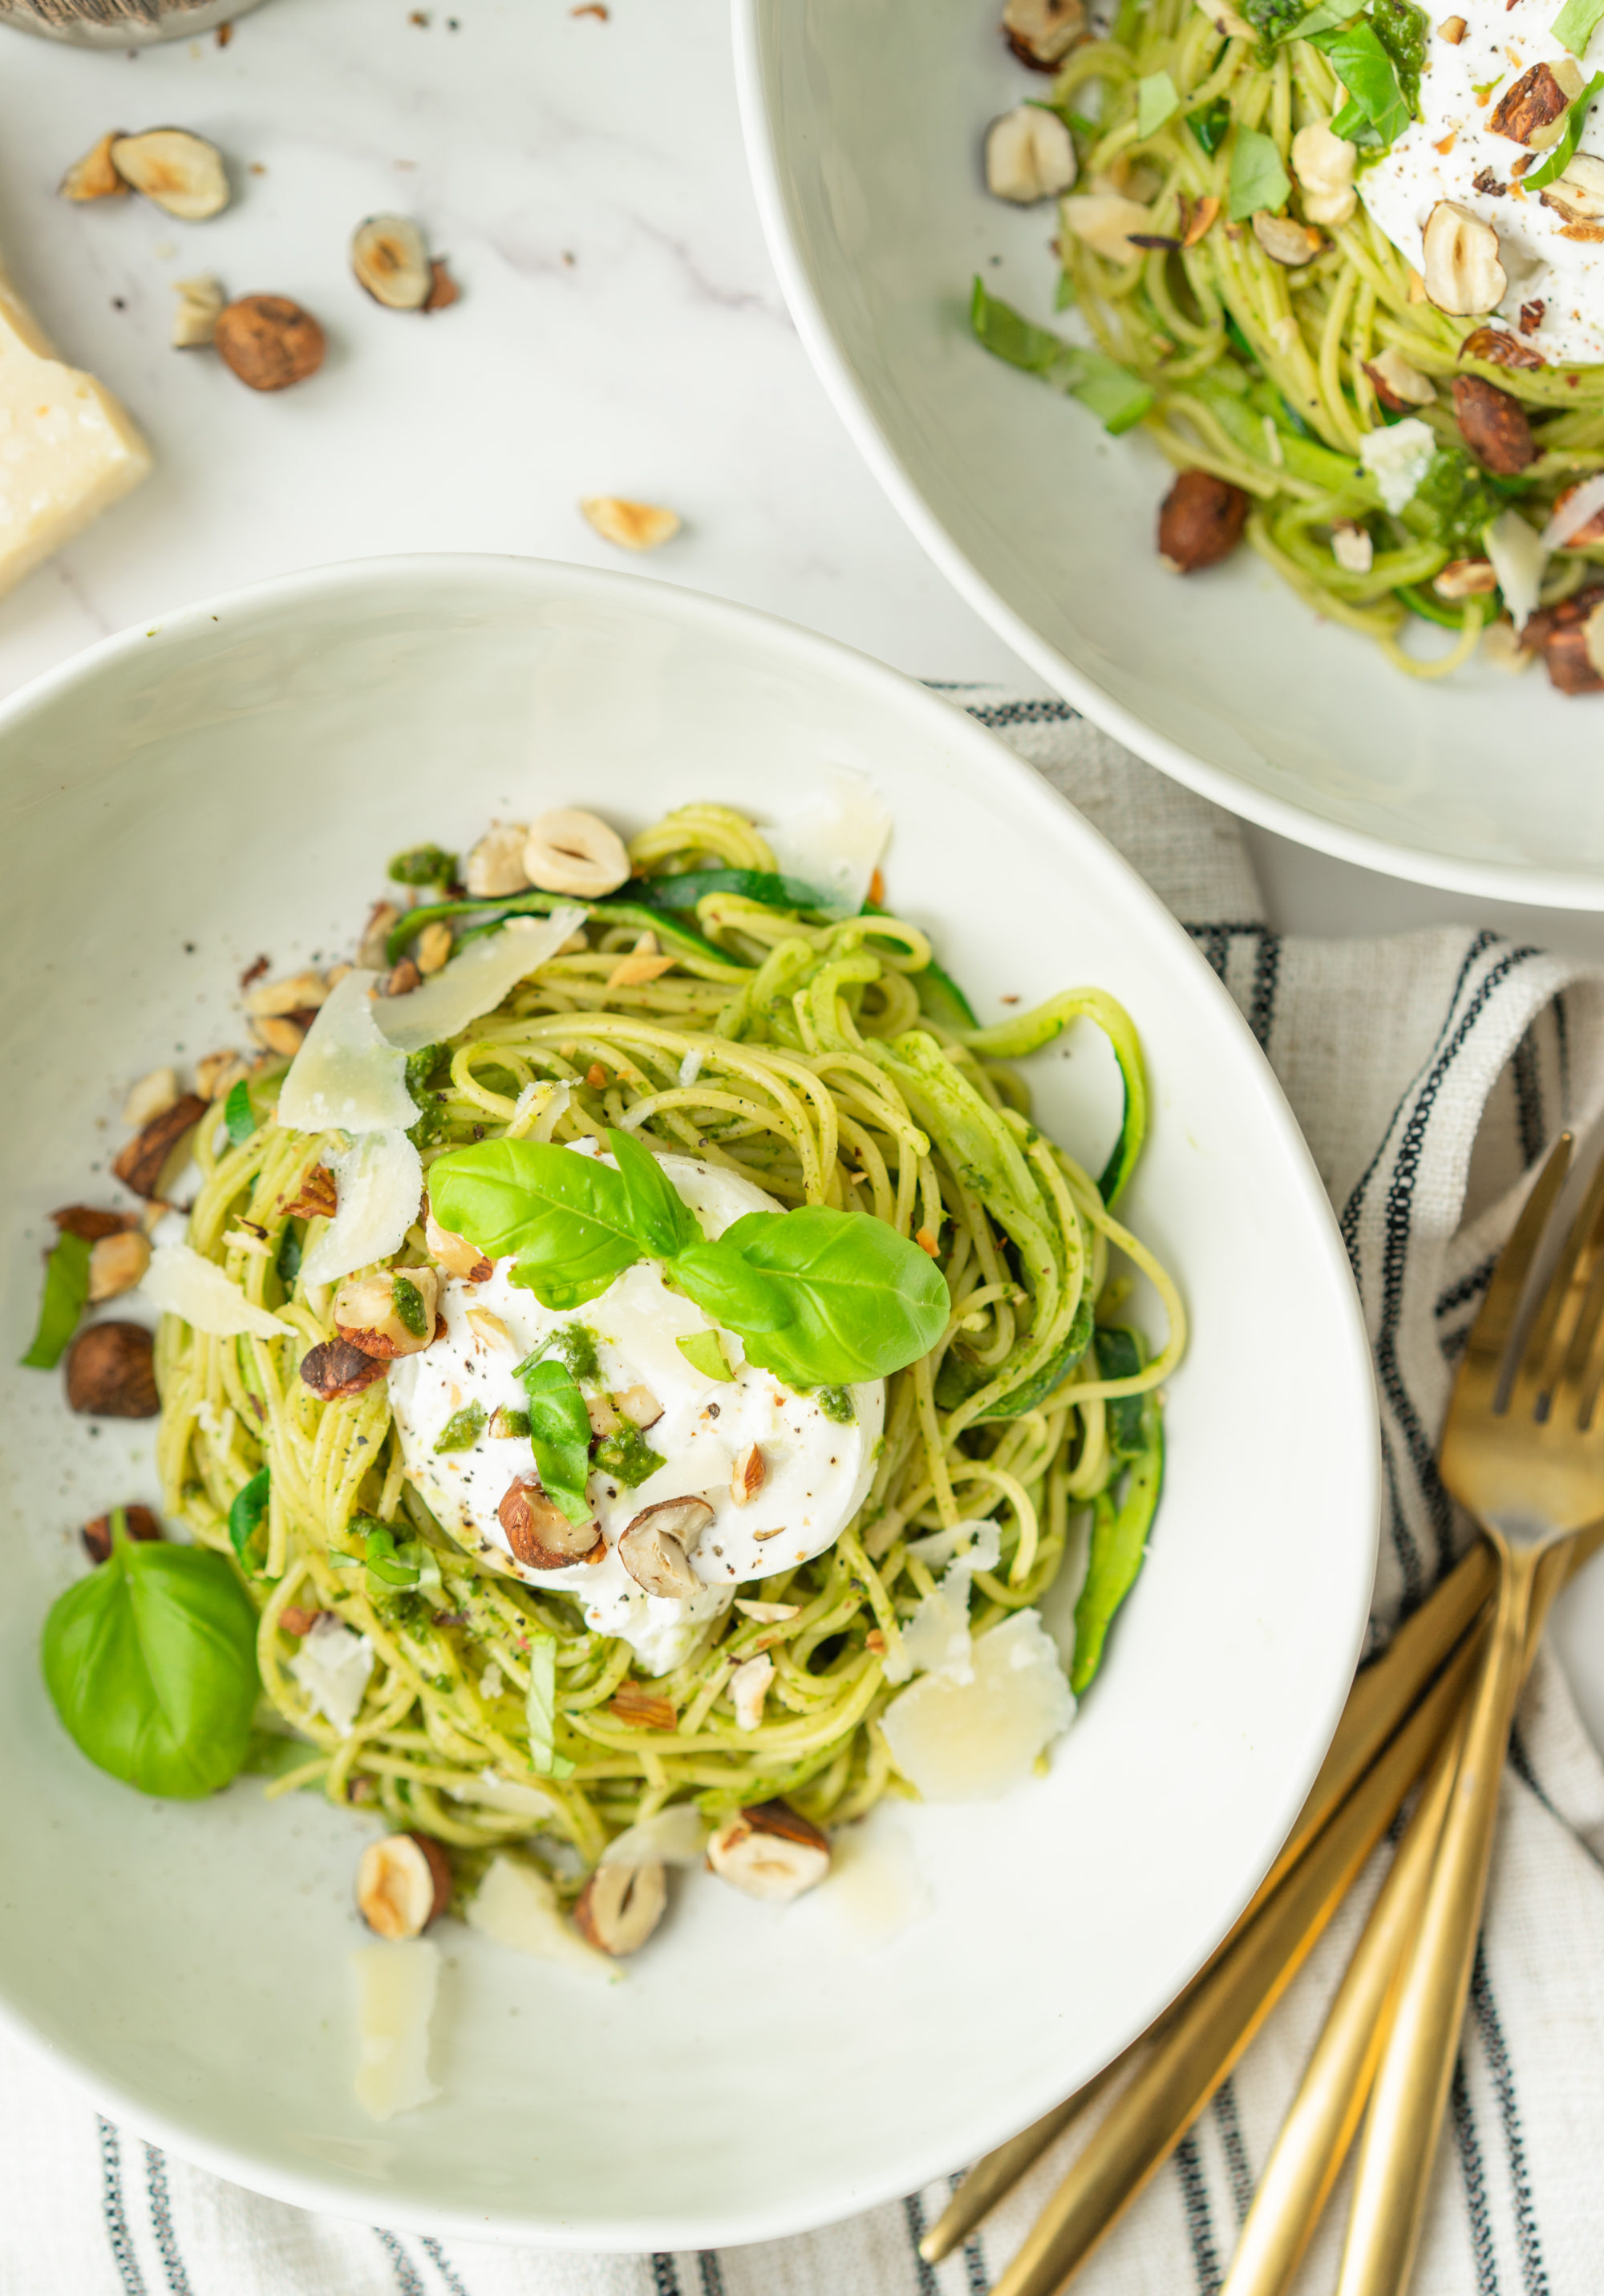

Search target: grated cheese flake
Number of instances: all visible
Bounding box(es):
[373,909,586,1053]
[465,1854,614,1975]
[277,969,416,1136]
[300,1129,423,1288]
[142,1241,294,1339]
[881,1610,1075,1800]
[351,1940,439,2120]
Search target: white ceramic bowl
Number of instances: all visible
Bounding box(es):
[0,556,1376,2248]
[735,0,1604,908]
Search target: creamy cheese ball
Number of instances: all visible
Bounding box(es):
[1360,0,1604,366]
[388,1146,885,1674]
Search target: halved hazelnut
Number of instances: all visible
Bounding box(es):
[214,295,326,392]
[110,128,229,220]
[1251,211,1323,267]
[245,968,329,1019]
[579,498,682,552]
[617,1496,711,1598]
[1489,58,1586,150]
[1452,375,1536,474]
[1422,200,1506,316]
[1290,120,1356,229]
[424,1207,492,1282]
[523,807,631,898]
[66,1323,159,1418]
[706,1801,831,1902]
[334,1267,440,1359]
[415,921,453,975]
[299,1338,389,1399]
[586,1391,622,1439]
[614,1384,662,1428]
[465,822,530,897]
[124,1067,180,1128]
[82,1503,161,1565]
[172,274,225,350]
[1539,152,1604,238]
[88,1229,152,1303]
[112,1093,207,1200]
[285,1164,339,1222]
[985,105,1077,204]
[52,1205,138,1242]
[1433,557,1499,597]
[573,1859,666,1955]
[1522,586,1604,692]
[351,214,433,311]
[60,132,129,203]
[1363,345,1436,410]
[730,1442,764,1506]
[729,1652,775,1732]
[1001,0,1084,69]
[500,1478,604,1568]
[1158,469,1248,573]
[356,1831,452,1939]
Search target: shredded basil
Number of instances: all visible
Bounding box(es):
[1552,0,1604,55]
[525,1632,575,1777]
[228,1466,270,1566]
[1227,125,1291,220]
[969,280,1155,436]
[21,1229,91,1370]
[223,1077,257,1147]
[676,1330,734,1382]
[1136,69,1180,138]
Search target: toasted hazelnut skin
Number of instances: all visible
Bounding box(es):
[1522,587,1604,693]
[1459,325,1547,375]
[1158,469,1249,572]
[617,1496,711,1598]
[214,295,326,391]
[1452,375,1537,474]
[112,1093,208,1200]
[1489,60,1579,150]
[1551,480,1604,549]
[499,1477,605,1569]
[66,1323,160,1418]
[82,1504,161,1565]
[52,1205,137,1242]
[299,1338,389,1399]
[283,1164,338,1222]
[356,1831,452,1939]
[573,1859,668,1955]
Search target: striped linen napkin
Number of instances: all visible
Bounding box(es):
[6,692,1604,2296]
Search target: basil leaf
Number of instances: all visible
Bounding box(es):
[1553,0,1604,55]
[519,1356,593,1525]
[1242,0,1309,39]
[525,1630,575,1776]
[1136,69,1180,137]
[1310,20,1412,146]
[21,1229,90,1369]
[605,1126,699,1260]
[360,1522,420,1589]
[223,1077,257,1147]
[1190,95,1233,154]
[429,1139,645,1310]
[593,1423,666,1488]
[622,869,830,914]
[42,1523,260,1798]
[1284,0,1363,35]
[1525,72,1604,188]
[1227,125,1291,220]
[672,1208,950,1387]
[276,1223,302,1289]
[676,1330,734,1382]
[970,281,1155,436]
[1368,0,1428,117]
[435,1400,487,1453]
[228,1467,270,1565]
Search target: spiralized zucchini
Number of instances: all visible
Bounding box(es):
[152,803,1183,1873]
[1023,0,1604,670]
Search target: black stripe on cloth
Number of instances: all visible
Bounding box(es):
[651,2256,683,2296]
[420,2233,473,2295]
[1212,2078,1255,2226]
[1171,2128,1223,2295]
[947,2170,990,2296]
[697,2252,728,2296]
[1511,1029,1545,1169]
[1509,1725,1561,1823]
[1181,922,1274,994]
[1468,1942,1551,2296]
[1246,933,1282,1055]
[962,699,1080,729]
[143,2145,192,2296]
[374,2228,428,2296]
[98,2117,147,2296]
[901,2193,942,2296]
[1378,1423,1425,1615]
[1451,2057,1501,2296]
[1367,946,1542,1589]
[1436,1256,1497,1322]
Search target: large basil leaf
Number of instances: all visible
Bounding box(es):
[605,1126,699,1260]
[21,1229,90,1370]
[517,1355,594,1524]
[42,1521,260,1798]
[429,1139,646,1309]
[673,1207,950,1387]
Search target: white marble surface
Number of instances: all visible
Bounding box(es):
[0,0,1599,1742]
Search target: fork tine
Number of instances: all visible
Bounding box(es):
[1454,1132,1572,1415]
[1517,1143,1604,1415]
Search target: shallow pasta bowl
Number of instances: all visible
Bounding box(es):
[735,0,1604,906]
[0,554,1375,2249]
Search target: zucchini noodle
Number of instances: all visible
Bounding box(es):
[1019,0,1604,671]
[152,803,1184,1881]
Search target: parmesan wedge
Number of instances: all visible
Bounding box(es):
[0,257,152,597]
[598,1802,708,1869]
[465,1855,614,1976]
[142,1241,294,1339]
[373,908,586,1053]
[764,769,891,919]
[278,969,416,1136]
[351,1940,439,2121]
[881,1610,1074,1801]
[300,1128,423,1288]
[288,1613,374,1735]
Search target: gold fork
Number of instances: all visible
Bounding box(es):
[1336,1130,1604,2295]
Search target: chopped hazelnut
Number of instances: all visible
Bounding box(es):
[299,1338,389,1399]
[112,1093,207,1200]
[1158,469,1249,573]
[59,132,129,203]
[88,1229,152,1303]
[579,497,682,552]
[499,1476,604,1569]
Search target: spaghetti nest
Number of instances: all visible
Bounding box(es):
[1045,0,1604,675]
[152,803,1183,1874]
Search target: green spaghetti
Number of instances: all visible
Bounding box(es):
[43,799,1183,1933]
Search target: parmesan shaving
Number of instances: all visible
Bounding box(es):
[373,909,585,1053]
[765,767,891,919]
[300,1129,423,1287]
[1485,508,1548,632]
[141,1242,294,1339]
[465,1854,614,1975]
[598,1803,709,1869]
[277,969,416,1136]
[351,1941,439,2121]
[881,1610,1074,1800]
[289,1613,374,1735]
